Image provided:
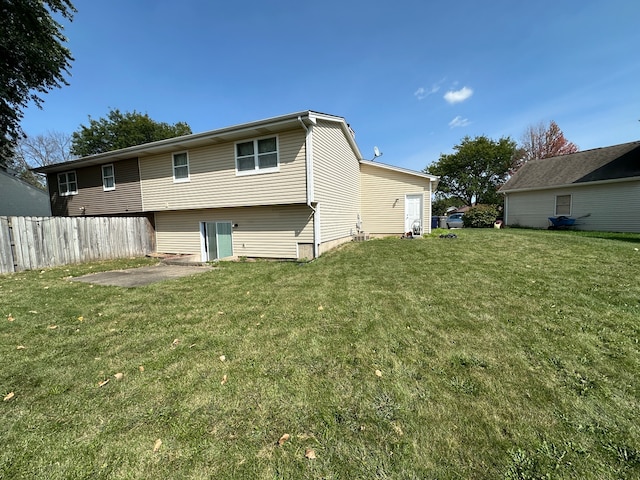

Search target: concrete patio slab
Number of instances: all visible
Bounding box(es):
[70,264,214,287]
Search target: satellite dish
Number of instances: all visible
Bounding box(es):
[373,146,381,157]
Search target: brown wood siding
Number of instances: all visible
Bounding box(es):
[312,120,361,242]
[154,204,314,259]
[49,158,142,216]
[360,163,432,235]
[139,129,307,211]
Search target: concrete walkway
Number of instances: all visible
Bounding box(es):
[70,263,214,287]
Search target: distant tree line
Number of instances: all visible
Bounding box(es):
[427,120,579,216]
[5,109,192,189]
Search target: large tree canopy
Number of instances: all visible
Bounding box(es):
[71,109,193,157]
[513,120,578,172]
[0,0,75,164]
[426,135,517,206]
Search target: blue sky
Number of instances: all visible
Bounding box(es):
[20,0,640,171]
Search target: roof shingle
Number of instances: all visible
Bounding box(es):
[500,141,640,192]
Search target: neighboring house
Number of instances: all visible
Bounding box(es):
[0,168,51,216]
[500,140,640,232]
[34,111,438,260]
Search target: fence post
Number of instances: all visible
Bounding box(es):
[0,216,18,274]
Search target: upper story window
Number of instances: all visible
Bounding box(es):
[555,194,571,216]
[235,136,279,175]
[57,171,77,196]
[102,164,115,191]
[173,152,190,182]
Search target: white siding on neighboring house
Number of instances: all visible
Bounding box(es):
[360,163,432,235]
[154,204,314,259]
[505,179,640,232]
[312,120,361,251]
[140,129,307,211]
[504,191,555,229]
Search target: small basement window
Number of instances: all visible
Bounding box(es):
[555,194,571,216]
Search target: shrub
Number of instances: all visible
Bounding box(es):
[463,204,499,228]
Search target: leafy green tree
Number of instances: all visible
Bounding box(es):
[426,135,516,207]
[0,0,75,164]
[71,109,192,157]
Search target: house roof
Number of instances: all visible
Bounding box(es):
[500,140,640,193]
[360,159,439,186]
[33,110,363,174]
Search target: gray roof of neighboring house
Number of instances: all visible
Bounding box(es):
[500,140,640,192]
[0,168,51,216]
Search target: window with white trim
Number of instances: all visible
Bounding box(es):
[57,171,77,196]
[173,152,190,182]
[102,164,115,191]
[235,136,279,174]
[555,194,571,216]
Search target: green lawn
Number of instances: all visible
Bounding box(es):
[1,229,639,479]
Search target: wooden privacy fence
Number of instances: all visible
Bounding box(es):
[0,216,155,274]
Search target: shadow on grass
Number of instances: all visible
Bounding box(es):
[558,230,640,244]
[506,226,640,244]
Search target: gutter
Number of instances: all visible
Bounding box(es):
[32,110,321,174]
[499,175,640,194]
[298,115,320,258]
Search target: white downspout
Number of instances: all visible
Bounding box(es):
[298,116,320,258]
[503,192,508,226]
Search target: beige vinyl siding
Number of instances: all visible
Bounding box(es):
[139,129,307,211]
[154,204,314,259]
[312,120,361,247]
[505,179,640,232]
[49,158,142,216]
[360,163,432,235]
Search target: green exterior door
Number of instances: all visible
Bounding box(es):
[205,222,233,260]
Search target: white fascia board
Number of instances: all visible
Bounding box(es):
[308,111,364,160]
[360,160,439,181]
[499,175,640,194]
[34,111,316,173]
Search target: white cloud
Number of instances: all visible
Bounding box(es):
[414,83,441,101]
[414,87,427,100]
[449,116,470,128]
[444,86,473,104]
